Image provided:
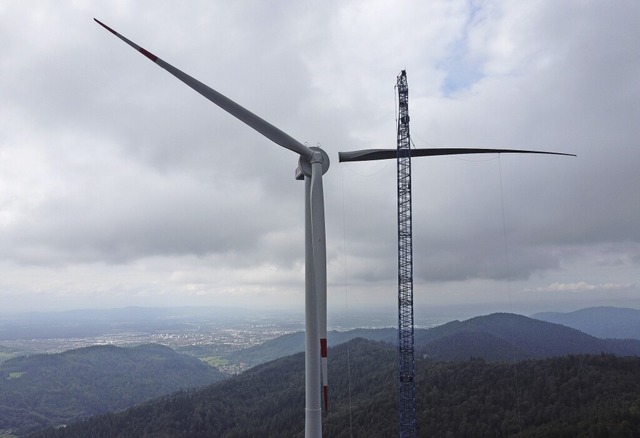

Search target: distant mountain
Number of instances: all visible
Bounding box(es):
[532,306,640,340]
[30,339,640,437]
[224,313,640,367]
[225,328,395,367]
[416,312,640,361]
[12,312,640,436]
[0,343,226,436]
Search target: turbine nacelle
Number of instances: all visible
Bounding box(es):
[297,147,331,180]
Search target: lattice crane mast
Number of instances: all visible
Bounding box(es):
[339,71,575,438]
[396,70,416,438]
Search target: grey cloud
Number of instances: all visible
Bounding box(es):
[1,1,639,312]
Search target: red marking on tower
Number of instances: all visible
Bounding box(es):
[323,386,328,411]
[321,338,328,411]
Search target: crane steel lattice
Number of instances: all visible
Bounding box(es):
[339,71,573,438]
[396,69,416,438]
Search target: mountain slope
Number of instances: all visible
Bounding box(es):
[30,338,398,438]
[0,344,225,436]
[416,312,640,361]
[533,306,640,340]
[13,312,640,435]
[225,328,395,367]
[30,339,640,437]
[225,313,640,368]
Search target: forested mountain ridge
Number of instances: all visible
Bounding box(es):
[533,306,640,340]
[30,338,640,437]
[0,344,226,436]
[225,313,640,367]
[29,338,397,438]
[8,311,640,436]
[416,312,640,361]
[225,327,396,367]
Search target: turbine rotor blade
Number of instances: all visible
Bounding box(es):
[94,18,313,161]
[339,147,576,162]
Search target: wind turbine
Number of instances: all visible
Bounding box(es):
[340,70,575,437]
[94,19,328,437]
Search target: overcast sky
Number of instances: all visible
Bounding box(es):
[1,1,638,320]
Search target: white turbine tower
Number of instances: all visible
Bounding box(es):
[95,19,328,437]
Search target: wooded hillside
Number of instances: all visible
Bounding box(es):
[0,344,225,436]
[30,339,640,437]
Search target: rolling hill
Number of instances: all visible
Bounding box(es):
[225,327,396,367]
[0,343,226,436]
[533,306,640,340]
[416,312,640,361]
[224,313,640,367]
[29,338,640,437]
[8,311,640,436]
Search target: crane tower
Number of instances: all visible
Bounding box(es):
[340,70,573,438]
[396,69,416,437]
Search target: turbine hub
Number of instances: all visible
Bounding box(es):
[295,147,330,180]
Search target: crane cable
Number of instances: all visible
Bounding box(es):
[340,164,355,438]
[498,155,522,433]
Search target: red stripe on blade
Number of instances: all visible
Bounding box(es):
[139,48,158,62]
[320,338,327,357]
[94,18,117,35]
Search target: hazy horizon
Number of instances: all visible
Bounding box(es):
[3,300,640,325]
